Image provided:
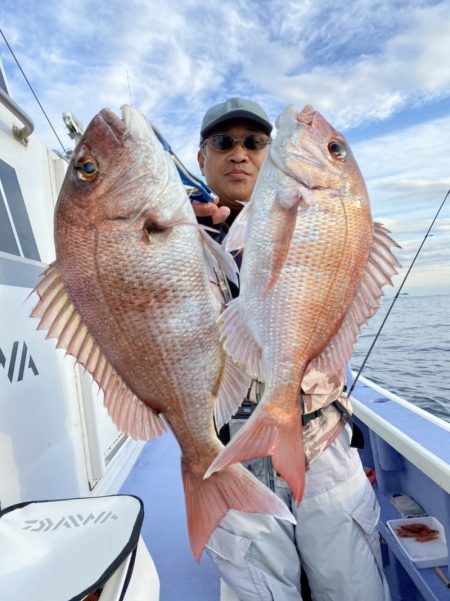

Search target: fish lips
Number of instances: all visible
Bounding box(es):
[271,105,332,190]
[96,108,127,143]
[121,105,153,141]
[93,106,151,144]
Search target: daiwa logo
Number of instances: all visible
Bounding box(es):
[23,511,118,532]
[0,341,39,382]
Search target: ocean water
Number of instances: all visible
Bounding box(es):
[351,294,450,422]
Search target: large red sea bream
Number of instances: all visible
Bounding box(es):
[30,106,294,560]
[205,105,400,502]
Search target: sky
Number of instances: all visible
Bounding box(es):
[1,0,449,296]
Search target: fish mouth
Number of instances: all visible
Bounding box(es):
[121,105,153,141]
[270,104,326,189]
[98,108,128,143]
[96,106,151,143]
[296,105,316,126]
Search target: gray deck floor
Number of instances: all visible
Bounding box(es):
[119,430,220,600]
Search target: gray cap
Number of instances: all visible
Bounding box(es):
[200,97,272,138]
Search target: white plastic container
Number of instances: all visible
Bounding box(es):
[387,516,448,569]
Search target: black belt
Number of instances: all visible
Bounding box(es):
[302,408,323,426]
[301,399,364,448]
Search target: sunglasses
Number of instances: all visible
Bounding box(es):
[203,133,272,152]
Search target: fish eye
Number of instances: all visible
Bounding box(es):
[75,157,98,181]
[328,140,347,161]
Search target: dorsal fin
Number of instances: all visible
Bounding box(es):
[307,222,401,374]
[31,263,166,440]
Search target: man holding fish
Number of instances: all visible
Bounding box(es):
[193,97,394,601]
[31,95,397,600]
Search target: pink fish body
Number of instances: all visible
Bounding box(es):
[31,106,294,560]
[206,105,400,502]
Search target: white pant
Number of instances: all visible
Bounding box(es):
[206,427,391,601]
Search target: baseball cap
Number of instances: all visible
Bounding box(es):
[200,97,272,138]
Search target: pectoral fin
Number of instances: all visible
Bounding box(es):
[31,263,166,440]
[264,189,305,297]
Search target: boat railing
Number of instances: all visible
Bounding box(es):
[350,373,450,601]
[350,373,450,495]
[0,87,34,145]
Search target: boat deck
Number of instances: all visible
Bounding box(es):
[119,430,220,601]
[351,375,450,601]
[118,375,450,601]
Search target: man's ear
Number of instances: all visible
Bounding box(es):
[197,149,205,175]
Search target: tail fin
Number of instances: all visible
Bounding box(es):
[182,461,295,561]
[204,402,305,504]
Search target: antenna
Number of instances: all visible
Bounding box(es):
[126,71,133,106]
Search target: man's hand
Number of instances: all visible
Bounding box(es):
[191,197,230,224]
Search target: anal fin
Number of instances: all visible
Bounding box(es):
[222,196,254,252]
[199,227,239,287]
[219,298,264,380]
[215,354,252,430]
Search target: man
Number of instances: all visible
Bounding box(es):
[193,97,390,601]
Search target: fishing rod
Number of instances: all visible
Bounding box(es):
[348,187,450,397]
[1,28,213,199]
[0,29,69,158]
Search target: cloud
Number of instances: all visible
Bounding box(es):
[1,0,449,295]
[262,2,450,127]
[353,113,450,212]
[3,0,450,151]
[349,108,450,294]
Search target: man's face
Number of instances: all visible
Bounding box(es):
[197,120,269,209]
